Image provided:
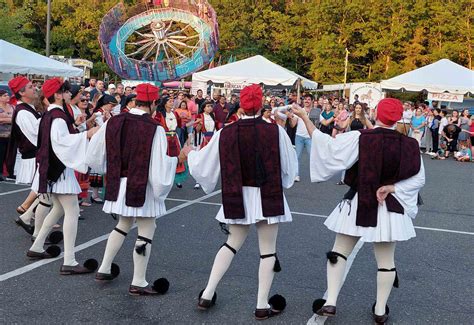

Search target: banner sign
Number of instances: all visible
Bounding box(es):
[349,83,384,108]
[427,92,464,103]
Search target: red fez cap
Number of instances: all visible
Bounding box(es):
[8,76,30,95]
[376,98,403,126]
[240,84,263,112]
[136,83,159,102]
[42,78,63,98]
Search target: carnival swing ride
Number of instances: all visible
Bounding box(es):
[99,0,219,82]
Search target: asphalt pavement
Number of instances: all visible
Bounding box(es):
[0,154,472,324]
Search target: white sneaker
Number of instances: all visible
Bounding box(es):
[295,176,300,182]
[194,183,201,189]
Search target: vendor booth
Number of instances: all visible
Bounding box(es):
[0,40,83,77]
[191,55,317,96]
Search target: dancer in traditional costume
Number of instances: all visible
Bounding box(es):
[294,98,425,324]
[154,96,187,188]
[120,94,136,114]
[261,105,276,124]
[6,77,55,242]
[28,78,99,275]
[187,84,298,320]
[194,100,219,149]
[87,83,185,295]
[192,100,218,189]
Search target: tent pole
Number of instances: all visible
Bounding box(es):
[297,78,301,105]
[46,0,51,57]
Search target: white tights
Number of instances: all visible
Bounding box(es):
[32,195,52,238]
[30,194,79,266]
[97,217,157,287]
[202,222,279,309]
[324,233,396,316]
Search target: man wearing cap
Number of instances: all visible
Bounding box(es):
[6,77,54,240]
[294,98,425,324]
[187,84,297,319]
[105,83,116,96]
[87,83,185,295]
[28,78,100,275]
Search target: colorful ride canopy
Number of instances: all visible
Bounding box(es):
[99,1,219,82]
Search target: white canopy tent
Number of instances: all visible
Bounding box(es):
[0,40,83,77]
[380,59,474,94]
[192,55,318,90]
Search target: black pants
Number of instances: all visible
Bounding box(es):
[431,129,439,153]
[0,137,9,176]
[447,137,458,152]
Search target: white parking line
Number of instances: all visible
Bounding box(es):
[307,239,365,325]
[0,190,221,282]
[166,200,474,236]
[0,188,30,196]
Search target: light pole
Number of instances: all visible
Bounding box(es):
[46,0,51,56]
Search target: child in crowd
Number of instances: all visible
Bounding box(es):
[454,141,472,162]
[431,142,447,160]
[332,104,349,137]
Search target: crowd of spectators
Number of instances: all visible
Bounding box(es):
[1,79,473,186]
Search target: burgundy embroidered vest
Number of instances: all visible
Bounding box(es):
[219,118,284,219]
[344,128,421,227]
[105,113,157,207]
[5,103,41,175]
[37,108,77,193]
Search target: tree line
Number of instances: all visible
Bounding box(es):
[1,0,472,84]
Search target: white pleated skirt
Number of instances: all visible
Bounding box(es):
[324,193,416,242]
[216,187,292,225]
[31,167,81,194]
[15,157,36,185]
[103,178,167,218]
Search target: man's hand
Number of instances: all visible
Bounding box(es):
[87,126,100,139]
[376,185,395,204]
[178,145,193,163]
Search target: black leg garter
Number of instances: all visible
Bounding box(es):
[378,268,399,288]
[260,253,281,272]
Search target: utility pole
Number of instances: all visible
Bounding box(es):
[46,0,51,56]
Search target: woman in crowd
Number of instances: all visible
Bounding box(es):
[90,95,117,203]
[458,109,471,144]
[76,94,93,207]
[410,108,426,147]
[348,103,373,131]
[336,103,374,185]
[175,100,193,146]
[319,103,334,135]
[449,110,460,125]
[423,109,434,153]
[0,90,13,181]
[155,96,187,188]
